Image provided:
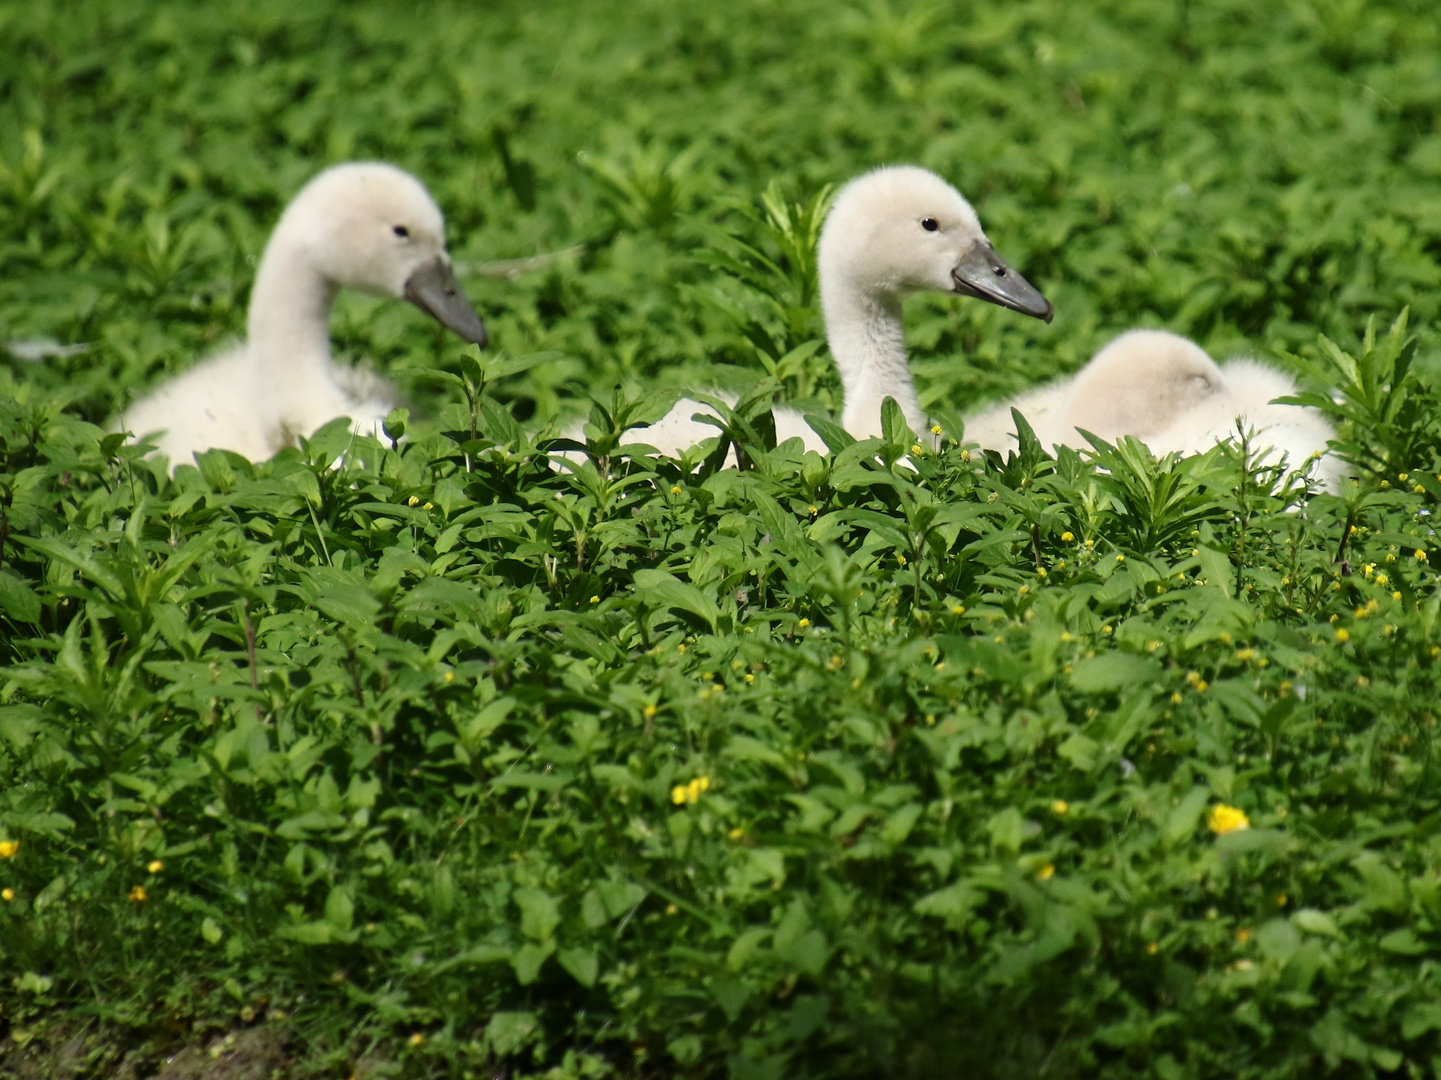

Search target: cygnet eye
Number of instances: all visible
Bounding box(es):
[392,225,410,238]
[921,218,939,232]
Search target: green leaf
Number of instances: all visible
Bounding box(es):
[511,940,555,985]
[1069,654,1162,694]
[1293,909,1342,939]
[484,1010,540,1056]
[557,946,599,987]
[0,570,42,623]
[1377,929,1427,955]
[632,568,718,631]
[1160,787,1211,847]
[514,887,560,941]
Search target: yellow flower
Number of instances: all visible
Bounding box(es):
[1335,628,1350,643]
[443,671,455,683]
[1417,549,1429,563]
[1,888,13,902]
[808,505,819,515]
[1052,799,1069,816]
[1061,531,1074,542]
[950,605,965,615]
[408,1033,425,1048]
[672,777,711,806]
[666,903,679,915]
[590,595,600,603]
[147,860,164,874]
[128,885,148,903]
[897,554,907,567]
[798,618,811,629]
[1147,942,1159,955]
[1393,591,1403,601]
[910,444,924,456]
[669,486,682,495]
[1236,927,1252,944]
[1170,692,1183,704]
[744,673,755,684]
[0,840,17,859]
[407,495,419,506]
[960,449,971,464]
[1276,893,1288,907]
[729,827,744,840]
[1206,804,1250,836]
[423,502,434,510]
[643,704,657,720]
[930,424,943,435]
[1036,863,1055,881]
[1234,648,1256,661]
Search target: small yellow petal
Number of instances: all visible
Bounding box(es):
[0,840,18,859]
[147,860,164,874]
[1052,800,1069,816]
[1206,804,1250,835]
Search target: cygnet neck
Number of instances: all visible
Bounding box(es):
[246,228,339,375]
[822,275,926,439]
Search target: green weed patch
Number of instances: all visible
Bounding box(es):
[3,1,1441,1077]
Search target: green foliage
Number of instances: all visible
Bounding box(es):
[4,1,1441,1078]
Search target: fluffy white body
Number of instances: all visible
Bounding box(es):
[964,329,1341,490]
[117,162,486,470]
[585,165,1051,458]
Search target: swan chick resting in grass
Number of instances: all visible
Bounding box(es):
[963,329,1341,490]
[117,162,487,470]
[595,165,1052,457]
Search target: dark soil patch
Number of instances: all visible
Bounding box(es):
[0,1022,294,1080]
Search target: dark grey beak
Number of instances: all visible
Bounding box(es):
[403,256,488,346]
[951,242,1054,323]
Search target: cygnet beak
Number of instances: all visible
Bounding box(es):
[403,257,489,346]
[950,242,1054,323]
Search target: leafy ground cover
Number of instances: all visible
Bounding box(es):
[3,0,1441,1076]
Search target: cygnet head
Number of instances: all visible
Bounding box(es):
[1066,329,1224,440]
[273,162,487,345]
[818,165,1053,321]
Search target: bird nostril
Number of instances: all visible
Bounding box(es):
[994,266,1006,276]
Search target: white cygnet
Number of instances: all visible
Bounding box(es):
[584,165,1051,457]
[965,329,1341,489]
[117,162,486,470]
